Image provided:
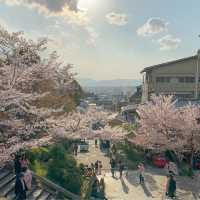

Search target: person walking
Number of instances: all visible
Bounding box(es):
[73,143,78,156]
[15,173,27,200]
[119,160,124,178]
[166,174,176,199]
[110,158,116,178]
[138,163,145,184]
[95,161,99,175]
[95,139,98,148]
[98,161,103,175]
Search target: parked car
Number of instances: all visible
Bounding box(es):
[152,154,169,168]
[79,140,89,152]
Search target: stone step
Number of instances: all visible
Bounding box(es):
[5,188,15,200]
[36,190,51,200]
[28,187,43,200]
[46,195,56,200]
[0,173,15,191]
[0,177,15,197]
[0,171,10,181]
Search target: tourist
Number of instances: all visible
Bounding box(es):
[138,163,145,184]
[14,154,22,176]
[73,143,78,156]
[119,160,124,178]
[99,178,105,198]
[165,161,178,175]
[111,144,117,155]
[75,143,78,156]
[95,161,99,174]
[20,153,29,169]
[98,161,103,175]
[91,162,95,174]
[15,173,27,200]
[22,167,32,191]
[110,158,116,177]
[166,174,176,199]
[95,139,98,148]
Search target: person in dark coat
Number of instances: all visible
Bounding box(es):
[119,160,124,178]
[95,161,99,175]
[15,173,27,200]
[14,154,22,176]
[166,174,176,198]
[110,158,116,177]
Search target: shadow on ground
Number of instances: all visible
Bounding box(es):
[141,182,153,197]
[120,177,129,194]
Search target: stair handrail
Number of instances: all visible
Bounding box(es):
[32,171,81,200]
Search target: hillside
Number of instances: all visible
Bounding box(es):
[78,79,141,88]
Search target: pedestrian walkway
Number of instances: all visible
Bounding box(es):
[100,169,199,200]
[75,140,200,200]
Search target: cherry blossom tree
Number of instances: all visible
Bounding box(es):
[135,95,183,150]
[0,26,76,166]
[135,95,200,167]
[179,104,200,166]
[49,108,128,141]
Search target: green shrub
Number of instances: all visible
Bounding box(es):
[32,160,48,177]
[179,162,194,177]
[27,141,83,195]
[47,152,82,194]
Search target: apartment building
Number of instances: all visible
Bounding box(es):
[141,51,200,102]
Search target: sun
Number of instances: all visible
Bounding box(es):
[78,0,98,10]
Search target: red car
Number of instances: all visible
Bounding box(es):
[153,156,169,168]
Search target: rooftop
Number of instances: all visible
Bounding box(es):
[141,55,197,73]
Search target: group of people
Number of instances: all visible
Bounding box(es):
[13,153,32,200]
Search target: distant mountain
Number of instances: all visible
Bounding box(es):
[78,79,141,87]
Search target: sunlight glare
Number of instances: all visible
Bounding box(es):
[78,0,98,10]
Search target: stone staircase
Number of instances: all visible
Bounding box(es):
[0,167,81,200]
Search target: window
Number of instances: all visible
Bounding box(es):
[156,77,171,83]
[177,77,195,83]
[175,93,194,99]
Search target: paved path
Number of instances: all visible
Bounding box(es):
[99,170,199,200]
[76,140,110,170]
[75,140,200,200]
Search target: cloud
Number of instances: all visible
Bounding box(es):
[106,12,128,26]
[1,0,78,12]
[158,35,181,50]
[0,0,99,47]
[85,27,99,47]
[137,17,168,37]
[0,0,89,26]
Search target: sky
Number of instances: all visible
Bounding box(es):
[0,0,200,80]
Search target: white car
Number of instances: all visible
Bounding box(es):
[79,140,89,152]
